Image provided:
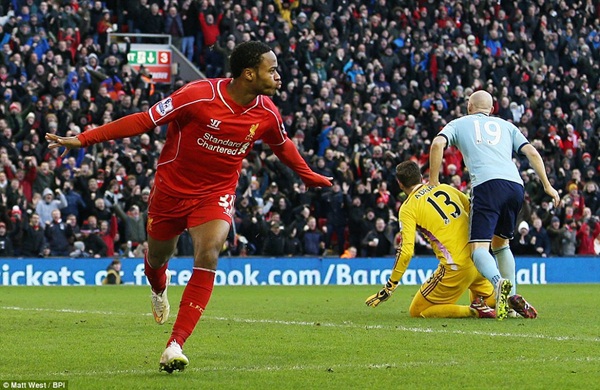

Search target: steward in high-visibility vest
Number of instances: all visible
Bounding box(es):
[103,259,123,285]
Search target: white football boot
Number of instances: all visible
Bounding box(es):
[159,340,189,373]
[151,269,171,325]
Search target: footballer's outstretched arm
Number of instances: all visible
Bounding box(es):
[46,112,155,154]
[269,139,332,188]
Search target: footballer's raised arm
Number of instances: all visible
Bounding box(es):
[77,89,196,147]
[52,84,206,150]
[76,112,155,147]
[46,111,155,154]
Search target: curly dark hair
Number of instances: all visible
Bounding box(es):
[229,41,272,79]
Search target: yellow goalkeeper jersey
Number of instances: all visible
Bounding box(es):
[390,183,472,282]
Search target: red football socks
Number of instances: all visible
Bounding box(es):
[168,268,216,347]
[144,255,168,294]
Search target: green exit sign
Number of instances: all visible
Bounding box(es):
[127,50,171,65]
[128,50,158,64]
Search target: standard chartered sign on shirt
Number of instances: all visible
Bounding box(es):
[127,47,172,83]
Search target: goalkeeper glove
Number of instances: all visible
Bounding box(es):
[365,280,398,307]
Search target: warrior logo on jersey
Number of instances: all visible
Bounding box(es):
[208,119,222,130]
[245,123,259,141]
[156,98,173,117]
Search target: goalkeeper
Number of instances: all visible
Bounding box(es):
[366,161,495,318]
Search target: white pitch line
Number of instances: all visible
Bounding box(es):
[1,306,153,316]
[49,361,461,377]
[46,356,600,377]
[4,305,600,344]
[207,316,600,343]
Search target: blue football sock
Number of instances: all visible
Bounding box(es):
[472,247,502,287]
[493,246,516,295]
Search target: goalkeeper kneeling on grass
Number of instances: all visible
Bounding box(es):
[366,161,496,318]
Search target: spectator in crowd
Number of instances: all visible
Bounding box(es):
[323,181,350,255]
[0,0,598,260]
[113,203,146,249]
[0,221,14,256]
[238,205,268,255]
[19,211,46,257]
[134,241,149,257]
[77,177,104,220]
[33,161,54,195]
[272,196,294,227]
[98,216,118,257]
[547,216,571,257]
[103,178,124,209]
[164,6,184,53]
[576,217,600,255]
[5,157,37,203]
[69,241,88,258]
[262,221,286,257]
[8,205,24,255]
[180,0,200,62]
[529,217,551,258]
[65,213,81,242]
[347,196,366,250]
[36,187,68,225]
[560,183,586,221]
[44,209,74,256]
[287,204,308,233]
[0,172,9,196]
[582,181,600,215]
[91,197,113,224]
[284,226,303,256]
[511,221,536,256]
[340,246,357,259]
[96,9,113,51]
[77,220,108,258]
[60,180,86,220]
[301,216,326,256]
[141,3,164,40]
[198,6,224,77]
[361,217,393,257]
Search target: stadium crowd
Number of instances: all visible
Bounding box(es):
[0,0,599,258]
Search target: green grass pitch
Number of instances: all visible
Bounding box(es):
[1,284,599,389]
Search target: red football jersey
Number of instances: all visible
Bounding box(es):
[78,79,329,202]
[147,78,287,198]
